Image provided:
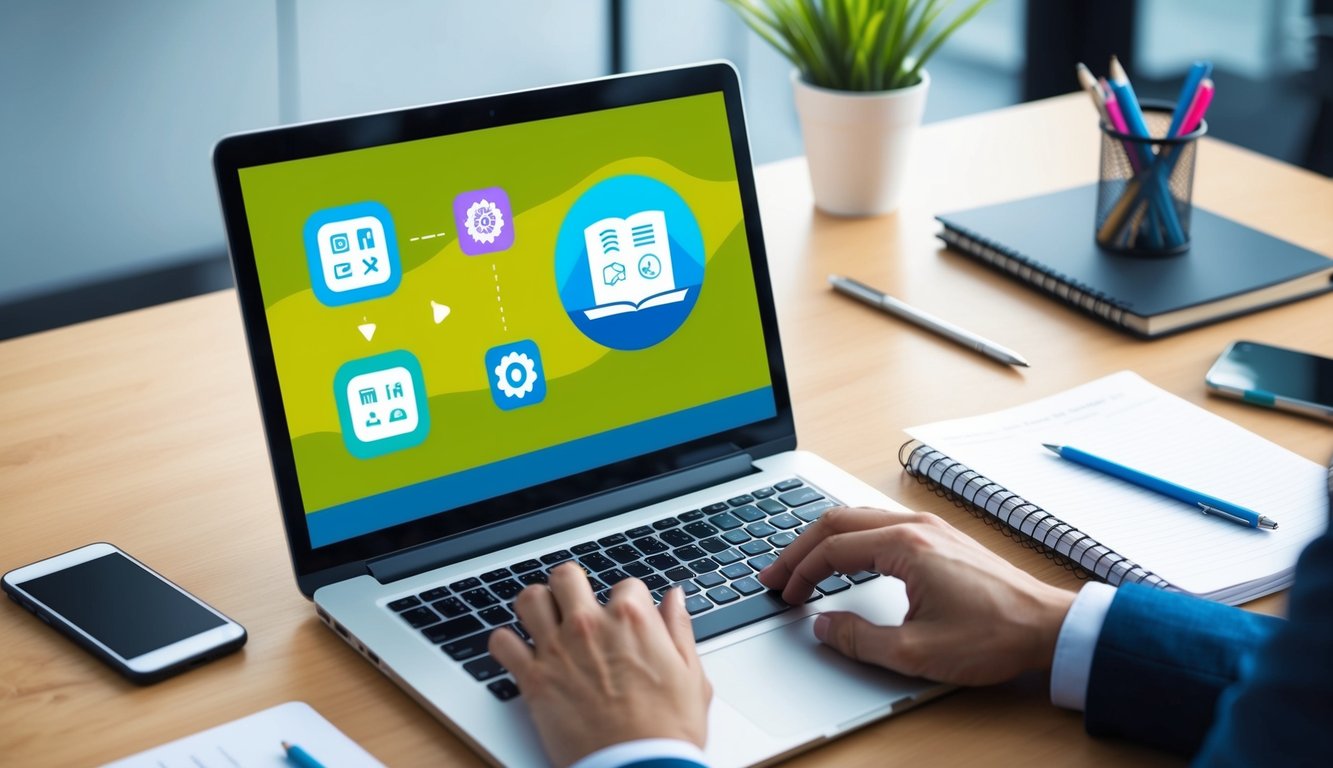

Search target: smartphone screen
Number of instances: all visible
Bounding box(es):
[15,551,226,659]
[1210,341,1333,409]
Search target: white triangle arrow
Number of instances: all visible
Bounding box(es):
[358,322,376,341]
[431,301,451,324]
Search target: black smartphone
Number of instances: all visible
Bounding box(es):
[2,543,246,684]
[1205,340,1333,422]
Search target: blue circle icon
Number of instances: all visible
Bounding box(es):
[554,175,705,350]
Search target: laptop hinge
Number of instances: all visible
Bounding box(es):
[366,452,758,585]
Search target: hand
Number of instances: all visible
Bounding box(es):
[759,507,1075,686]
[489,564,712,768]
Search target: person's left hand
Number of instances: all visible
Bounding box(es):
[489,564,712,768]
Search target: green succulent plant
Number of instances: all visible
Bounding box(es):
[722,0,992,91]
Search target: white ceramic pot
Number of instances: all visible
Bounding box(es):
[791,69,930,217]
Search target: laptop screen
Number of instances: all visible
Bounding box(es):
[236,90,777,548]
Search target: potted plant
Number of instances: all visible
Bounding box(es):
[723,0,991,216]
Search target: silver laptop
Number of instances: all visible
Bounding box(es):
[214,61,945,767]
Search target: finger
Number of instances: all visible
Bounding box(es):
[547,561,598,617]
[513,584,561,648]
[759,507,926,590]
[780,526,917,604]
[657,587,699,663]
[488,625,535,682]
[813,611,922,676]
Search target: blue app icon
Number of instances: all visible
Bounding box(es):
[485,339,546,411]
[334,350,430,459]
[305,201,400,307]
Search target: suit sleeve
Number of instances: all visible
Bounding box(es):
[1193,529,1333,766]
[1084,583,1282,755]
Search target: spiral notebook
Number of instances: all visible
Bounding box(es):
[901,372,1328,604]
[936,185,1333,338]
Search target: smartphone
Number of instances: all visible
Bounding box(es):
[1205,340,1333,421]
[2,543,246,684]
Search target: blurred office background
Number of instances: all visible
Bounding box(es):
[1,0,1329,340]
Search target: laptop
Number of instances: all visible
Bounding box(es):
[213,61,947,767]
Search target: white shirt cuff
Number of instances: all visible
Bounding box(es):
[1049,581,1117,711]
[570,738,707,768]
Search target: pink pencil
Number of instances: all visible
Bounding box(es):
[1101,81,1141,172]
[1177,78,1215,135]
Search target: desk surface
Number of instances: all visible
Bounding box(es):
[3,94,1331,767]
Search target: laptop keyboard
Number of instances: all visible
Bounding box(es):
[381,477,877,701]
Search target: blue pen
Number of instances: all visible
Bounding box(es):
[282,741,328,768]
[1167,60,1213,137]
[1106,78,1187,247]
[1042,444,1279,530]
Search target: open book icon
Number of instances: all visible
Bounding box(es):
[582,210,689,320]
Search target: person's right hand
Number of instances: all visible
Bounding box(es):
[758,507,1075,686]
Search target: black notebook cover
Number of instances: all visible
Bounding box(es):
[937,185,1333,334]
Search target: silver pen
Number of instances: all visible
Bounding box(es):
[828,274,1030,368]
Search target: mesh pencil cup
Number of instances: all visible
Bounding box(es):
[1095,104,1206,256]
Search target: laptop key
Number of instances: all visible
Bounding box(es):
[756,499,787,515]
[769,513,802,530]
[597,533,628,547]
[745,522,778,538]
[480,568,511,583]
[685,595,714,615]
[399,606,440,628]
[722,529,751,546]
[641,574,669,591]
[678,510,706,522]
[702,502,730,514]
[774,478,804,492]
[712,548,743,565]
[681,581,701,595]
[623,562,652,578]
[606,544,641,564]
[652,517,681,530]
[684,521,720,538]
[540,550,573,566]
[571,541,601,555]
[664,566,694,582]
[688,558,719,574]
[432,597,470,618]
[691,592,791,642]
[424,615,484,643]
[731,576,764,596]
[660,529,693,548]
[510,559,541,574]
[479,605,515,626]
[708,512,743,531]
[596,590,612,605]
[601,568,629,585]
[487,678,521,701]
[847,571,880,584]
[740,539,773,556]
[815,576,851,595]
[517,571,548,586]
[490,580,523,601]
[720,563,752,580]
[586,577,608,592]
[441,630,492,661]
[579,552,616,572]
[727,494,755,507]
[634,536,668,555]
[697,537,729,554]
[673,544,707,562]
[463,654,507,682]
[706,586,740,605]
[695,572,726,588]
[751,487,777,499]
[795,500,836,523]
[646,553,681,571]
[731,505,765,523]
[747,553,778,571]
[769,532,797,548]
[778,488,824,507]
[388,596,421,612]
[462,588,499,609]
[626,526,654,539]
[450,577,482,592]
[418,587,450,602]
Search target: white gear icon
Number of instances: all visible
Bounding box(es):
[494,351,537,399]
[465,199,505,244]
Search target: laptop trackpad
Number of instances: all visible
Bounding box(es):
[702,615,923,739]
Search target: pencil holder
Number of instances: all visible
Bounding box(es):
[1094,103,1205,257]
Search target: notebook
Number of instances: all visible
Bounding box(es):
[900,371,1328,604]
[936,185,1333,338]
[102,701,384,768]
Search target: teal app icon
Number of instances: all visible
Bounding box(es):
[334,350,430,459]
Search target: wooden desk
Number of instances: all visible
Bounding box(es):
[2,94,1330,766]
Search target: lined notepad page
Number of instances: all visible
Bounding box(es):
[907,372,1328,600]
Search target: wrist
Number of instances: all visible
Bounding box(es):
[1027,585,1077,672]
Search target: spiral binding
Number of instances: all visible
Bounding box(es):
[938,226,1130,328]
[899,440,1169,590]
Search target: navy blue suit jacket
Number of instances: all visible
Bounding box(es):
[1086,520,1333,763]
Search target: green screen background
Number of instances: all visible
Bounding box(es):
[238,93,773,514]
